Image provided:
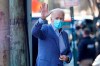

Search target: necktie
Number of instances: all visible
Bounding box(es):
[58,28,62,33]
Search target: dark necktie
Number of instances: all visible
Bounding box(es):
[58,28,62,33]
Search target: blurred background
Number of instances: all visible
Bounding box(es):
[0,0,100,66]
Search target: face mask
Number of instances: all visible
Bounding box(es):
[54,20,64,29]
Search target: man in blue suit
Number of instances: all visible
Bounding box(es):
[32,3,72,66]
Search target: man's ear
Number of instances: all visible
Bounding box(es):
[50,17,53,22]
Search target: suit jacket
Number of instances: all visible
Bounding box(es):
[78,36,96,62]
[32,18,72,66]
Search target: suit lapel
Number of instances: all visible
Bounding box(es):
[49,25,69,54]
[49,25,59,49]
[61,31,71,55]
[61,31,67,47]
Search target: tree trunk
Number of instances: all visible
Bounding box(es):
[9,0,27,66]
[0,0,9,66]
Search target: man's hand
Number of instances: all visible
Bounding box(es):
[40,3,48,19]
[77,61,80,64]
[59,55,69,62]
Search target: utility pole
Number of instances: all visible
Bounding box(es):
[0,0,9,66]
[96,0,100,19]
[27,0,32,66]
[9,0,28,66]
[70,7,78,66]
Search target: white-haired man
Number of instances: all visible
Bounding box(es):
[32,3,72,66]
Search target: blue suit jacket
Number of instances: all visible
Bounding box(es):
[32,18,72,66]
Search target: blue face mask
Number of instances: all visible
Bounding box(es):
[54,20,64,29]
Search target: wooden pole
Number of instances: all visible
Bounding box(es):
[0,0,9,66]
[9,0,27,66]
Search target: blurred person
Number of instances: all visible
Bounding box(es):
[32,3,72,66]
[90,32,96,42]
[92,54,100,66]
[74,24,83,45]
[96,22,100,55]
[77,28,96,66]
[75,24,83,46]
[75,19,87,45]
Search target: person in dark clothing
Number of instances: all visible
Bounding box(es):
[77,28,96,66]
[96,33,100,55]
[96,25,100,55]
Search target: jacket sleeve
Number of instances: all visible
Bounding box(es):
[31,18,48,40]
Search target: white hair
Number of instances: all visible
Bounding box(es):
[46,8,64,17]
[51,8,64,12]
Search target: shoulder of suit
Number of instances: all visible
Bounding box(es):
[41,24,50,30]
[62,30,68,34]
[42,24,48,28]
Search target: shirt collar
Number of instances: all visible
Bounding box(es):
[51,23,57,31]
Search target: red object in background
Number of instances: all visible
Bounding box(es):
[32,0,42,13]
